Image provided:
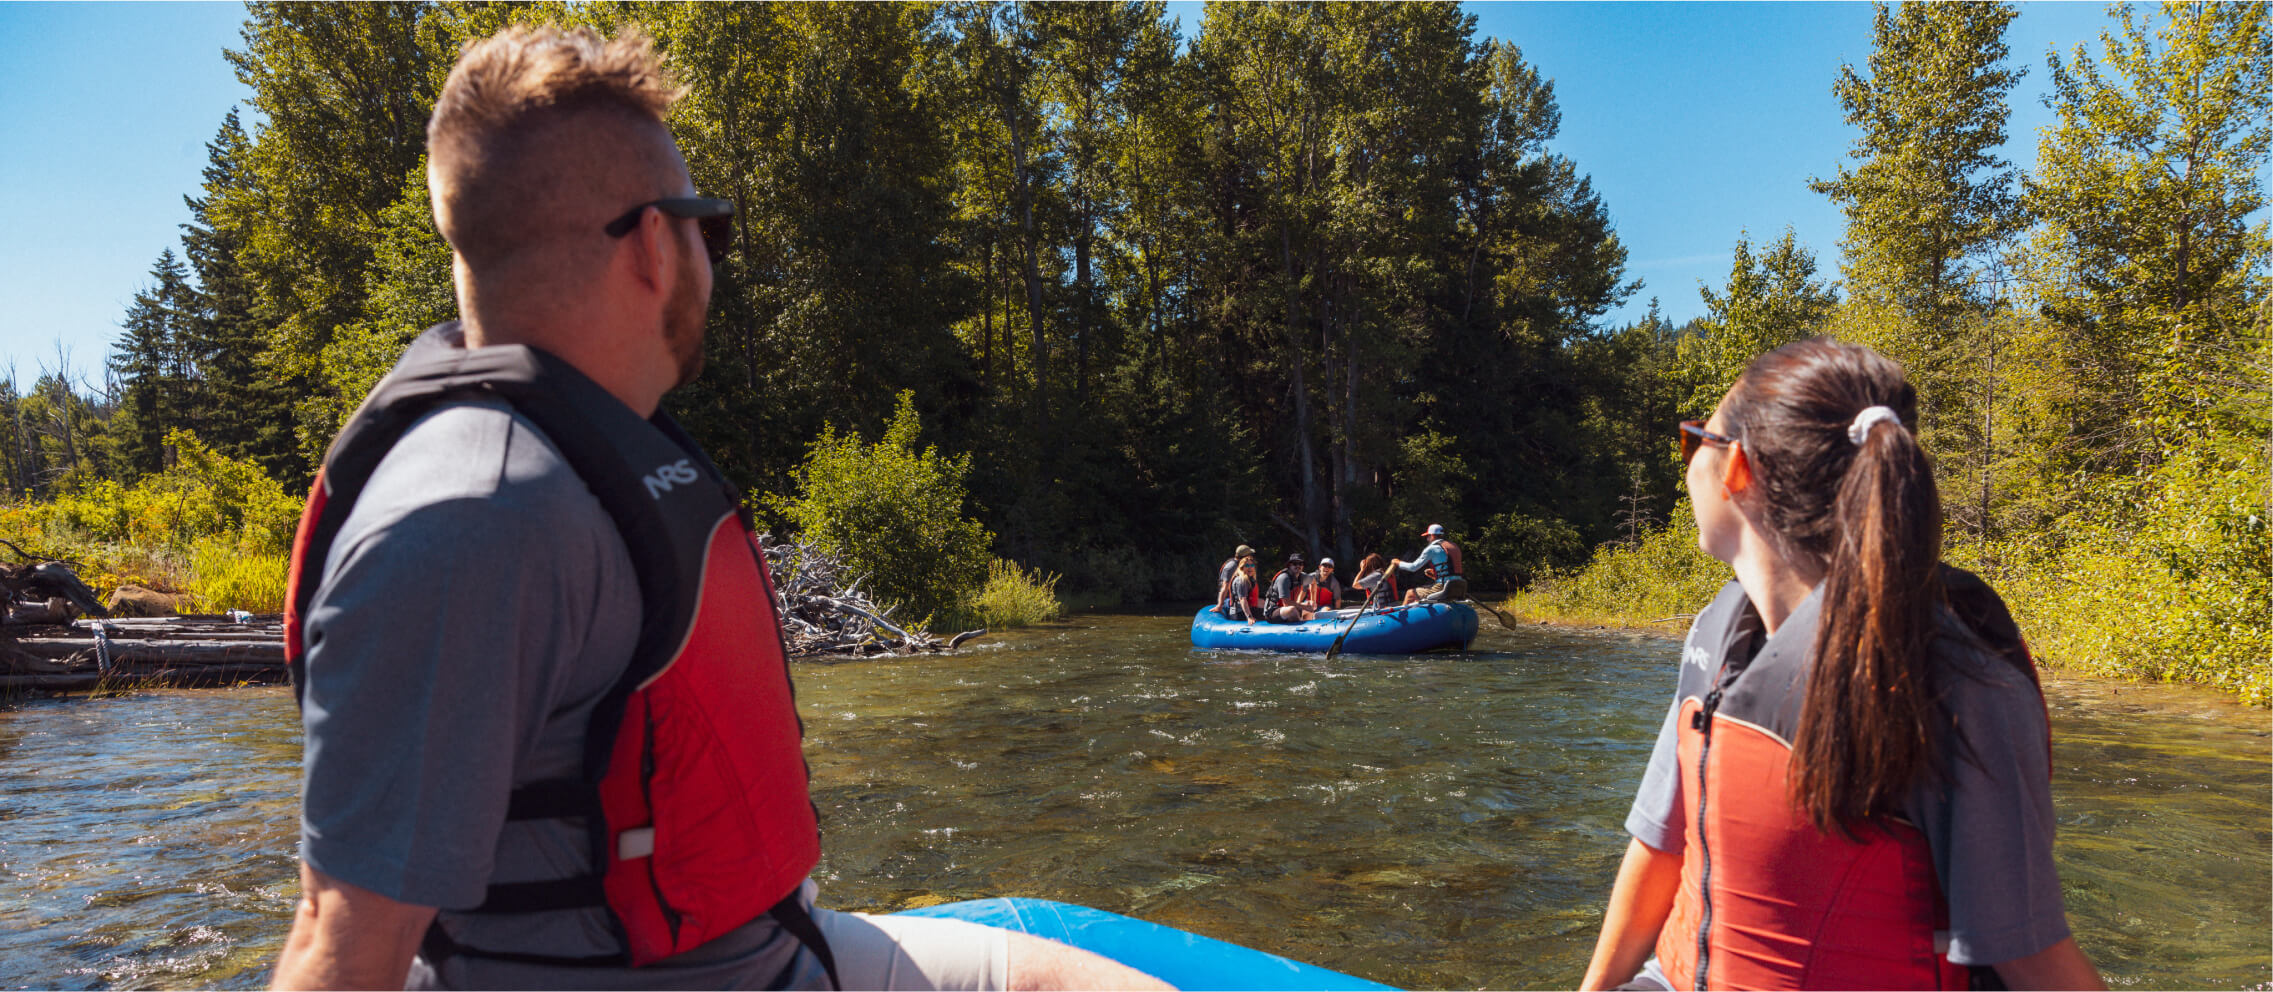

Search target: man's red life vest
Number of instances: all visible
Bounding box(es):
[284,324,824,970]
[1307,577,1337,611]
[1655,569,2041,991]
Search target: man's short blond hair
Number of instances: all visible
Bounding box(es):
[428,24,688,268]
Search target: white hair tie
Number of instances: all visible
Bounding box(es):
[1847,405,1901,445]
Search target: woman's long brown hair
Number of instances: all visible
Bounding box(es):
[1720,338,1944,832]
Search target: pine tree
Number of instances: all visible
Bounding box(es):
[111,251,198,477]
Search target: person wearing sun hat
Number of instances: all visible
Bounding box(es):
[1264,552,1311,623]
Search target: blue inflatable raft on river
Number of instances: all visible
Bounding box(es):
[896,898,1392,990]
[1189,602,1478,654]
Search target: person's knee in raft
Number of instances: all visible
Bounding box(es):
[816,905,1171,991]
[1576,337,2103,991]
[1006,932,1173,991]
[1399,563,1438,606]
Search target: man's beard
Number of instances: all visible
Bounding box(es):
[663,250,707,388]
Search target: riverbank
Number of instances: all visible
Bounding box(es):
[1503,507,2272,706]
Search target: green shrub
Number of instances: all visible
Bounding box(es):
[954,558,1063,630]
[1504,501,1732,629]
[770,391,993,628]
[1987,437,2270,705]
[1470,508,1588,589]
[0,430,298,602]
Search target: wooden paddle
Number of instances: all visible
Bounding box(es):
[1325,579,1387,661]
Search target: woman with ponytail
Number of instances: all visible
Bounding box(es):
[1578,339,2102,991]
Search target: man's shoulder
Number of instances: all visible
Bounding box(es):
[362,400,597,516]
[330,400,618,570]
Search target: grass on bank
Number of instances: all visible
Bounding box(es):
[1507,480,2271,706]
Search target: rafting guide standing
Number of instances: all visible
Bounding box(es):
[270,25,1162,991]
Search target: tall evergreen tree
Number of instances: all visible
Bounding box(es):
[179,108,300,479]
[110,251,199,477]
[226,1,444,476]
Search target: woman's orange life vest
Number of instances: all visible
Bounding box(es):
[1654,570,2039,990]
[1655,693,1968,990]
[284,324,826,970]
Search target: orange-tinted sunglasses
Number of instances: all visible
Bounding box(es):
[1679,420,1737,466]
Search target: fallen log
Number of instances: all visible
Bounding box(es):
[9,638,285,664]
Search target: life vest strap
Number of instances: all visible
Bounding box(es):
[424,889,839,986]
[769,893,843,991]
[420,919,629,969]
[470,874,609,914]
[505,778,603,821]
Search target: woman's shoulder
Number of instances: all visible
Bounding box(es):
[1930,565,2040,694]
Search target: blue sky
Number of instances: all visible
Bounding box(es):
[1,2,2124,383]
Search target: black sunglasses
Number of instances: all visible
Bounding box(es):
[1679,420,1737,466]
[604,197,735,264]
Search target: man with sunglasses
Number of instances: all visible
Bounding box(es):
[272,25,1161,992]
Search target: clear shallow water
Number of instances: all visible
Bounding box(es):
[1,611,2265,989]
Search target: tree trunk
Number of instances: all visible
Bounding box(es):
[1279,226,1322,560]
[1009,110,1046,416]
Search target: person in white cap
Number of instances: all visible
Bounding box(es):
[1391,523,1468,604]
[1305,557,1346,613]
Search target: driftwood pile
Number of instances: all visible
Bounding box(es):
[758,534,984,657]
[0,535,982,694]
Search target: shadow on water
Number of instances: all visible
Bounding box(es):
[0,610,2265,989]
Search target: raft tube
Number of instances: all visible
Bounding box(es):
[894,897,1392,991]
[1189,602,1478,654]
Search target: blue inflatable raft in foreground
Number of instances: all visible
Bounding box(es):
[896,898,1392,990]
[1189,602,1478,654]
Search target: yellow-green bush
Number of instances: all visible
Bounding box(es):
[0,430,297,611]
[1986,438,2270,705]
[954,558,1063,630]
[1504,502,1732,629]
[769,391,994,628]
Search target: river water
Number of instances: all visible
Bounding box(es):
[2,611,2266,989]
